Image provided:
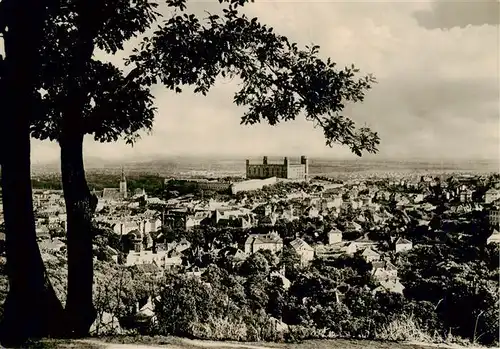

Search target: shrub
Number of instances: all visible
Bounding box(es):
[190,316,247,341]
[377,314,437,342]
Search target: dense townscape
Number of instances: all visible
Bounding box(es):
[1,157,498,346]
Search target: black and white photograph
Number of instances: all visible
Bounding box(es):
[0,0,498,348]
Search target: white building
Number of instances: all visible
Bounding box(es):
[231,177,278,194]
[485,189,500,204]
[327,228,343,245]
[487,229,500,245]
[290,238,314,265]
[395,237,413,253]
[361,247,380,263]
[244,231,283,254]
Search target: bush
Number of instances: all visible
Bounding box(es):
[190,316,247,341]
[377,314,436,342]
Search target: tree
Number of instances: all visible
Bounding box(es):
[31,0,158,336]
[279,246,301,277]
[32,0,378,337]
[240,252,270,277]
[0,0,66,344]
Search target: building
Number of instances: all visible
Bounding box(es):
[484,189,500,204]
[327,228,343,244]
[244,231,283,254]
[231,177,278,194]
[459,188,473,203]
[168,178,232,194]
[119,167,128,199]
[487,229,500,245]
[361,247,380,263]
[395,237,413,253]
[101,167,128,201]
[290,238,314,265]
[489,206,500,228]
[372,260,398,282]
[373,279,405,295]
[245,156,308,181]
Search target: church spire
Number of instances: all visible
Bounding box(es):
[120,166,127,199]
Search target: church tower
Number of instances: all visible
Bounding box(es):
[119,167,128,198]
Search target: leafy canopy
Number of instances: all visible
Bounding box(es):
[33,0,379,156]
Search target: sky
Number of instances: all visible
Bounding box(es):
[31,0,500,164]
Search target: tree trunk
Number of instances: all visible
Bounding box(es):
[0,148,66,341]
[57,0,99,336]
[60,132,97,337]
[0,0,66,345]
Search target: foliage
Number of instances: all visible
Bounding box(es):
[127,0,379,156]
[377,314,436,342]
[398,242,500,345]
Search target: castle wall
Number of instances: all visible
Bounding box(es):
[287,164,306,180]
[246,156,308,181]
[246,164,287,179]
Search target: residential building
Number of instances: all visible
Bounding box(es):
[244,231,283,254]
[459,188,473,203]
[327,228,343,244]
[361,247,380,263]
[487,229,500,245]
[371,260,398,282]
[488,206,500,228]
[290,238,314,265]
[373,279,405,295]
[395,237,413,253]
[485,189,500,204]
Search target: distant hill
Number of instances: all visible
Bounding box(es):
[31,156,499,177]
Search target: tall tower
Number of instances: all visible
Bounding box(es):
[263,156,268,165]
[119,167,127,198]
[246,159,250,179]
[300,155,309,181]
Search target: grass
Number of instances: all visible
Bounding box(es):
[91,335,448,349]
[17,338,105,349]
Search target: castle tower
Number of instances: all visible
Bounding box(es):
[300,155,309,180]
[284,157,289,179]
[119,167,128,199]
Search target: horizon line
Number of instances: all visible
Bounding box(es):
[31,154,500,166]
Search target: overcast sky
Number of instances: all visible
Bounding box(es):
[31,0,500,164]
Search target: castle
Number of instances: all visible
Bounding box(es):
[246,156,309,181]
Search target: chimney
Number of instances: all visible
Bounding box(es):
[284,157,288,166]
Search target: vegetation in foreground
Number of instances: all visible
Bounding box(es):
[25,336,473,349]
